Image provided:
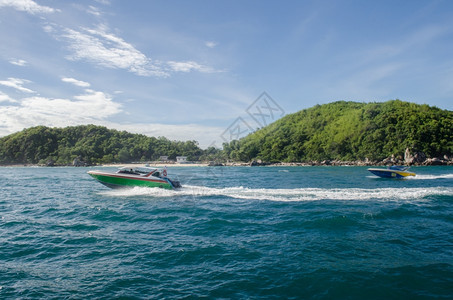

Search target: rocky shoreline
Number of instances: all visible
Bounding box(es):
[223,148,453,167]
[232,158,453,167]
[1,149,452,167]
[222,158,453,167]
[1,158,452,168]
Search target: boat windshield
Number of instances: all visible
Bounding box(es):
[117,168,139,175]
[117,167,157,175]
[389,166,409,171]
[134,167,157,174]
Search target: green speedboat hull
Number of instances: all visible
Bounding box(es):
[88,170,175,189]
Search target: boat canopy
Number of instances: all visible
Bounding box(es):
[117,166,157,175]
[388,166,409,171]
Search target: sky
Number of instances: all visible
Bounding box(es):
[0,0,452,148]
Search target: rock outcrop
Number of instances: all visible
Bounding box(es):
[404,148,426,164]
[72,157,87,167]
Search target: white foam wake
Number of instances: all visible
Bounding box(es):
[408,173,453,180]
[99,185,453,202]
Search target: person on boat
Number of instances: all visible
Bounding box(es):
[118,168,139,175]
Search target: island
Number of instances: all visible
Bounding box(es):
[0,100,451,166]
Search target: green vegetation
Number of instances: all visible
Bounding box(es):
[0,125,208,165]
[0,100,451,165]
[223,100,453,162]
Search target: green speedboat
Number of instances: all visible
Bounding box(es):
[88,165,181,189]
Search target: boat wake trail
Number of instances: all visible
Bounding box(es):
[408,173,453,180]
[99,185,453,202]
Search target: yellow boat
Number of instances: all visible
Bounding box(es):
[367,166,416,178]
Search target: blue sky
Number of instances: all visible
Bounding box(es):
[1,0,452,148]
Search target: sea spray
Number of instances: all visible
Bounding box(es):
[100,185,453,203]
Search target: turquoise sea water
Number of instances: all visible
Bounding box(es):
[1,166,452,299]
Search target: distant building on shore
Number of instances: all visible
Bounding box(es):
[159,156,169,162]
[176,156,188,163]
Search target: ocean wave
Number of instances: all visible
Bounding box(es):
[99,185,453,202]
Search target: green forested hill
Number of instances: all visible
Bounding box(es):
[223,100,453,162]
[1,101,452,165]
[0,125,205,165]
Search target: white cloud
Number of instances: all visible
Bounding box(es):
[87,5,101,16]
[0,78,35,93]
[0,89,122,136]
[0,89,223,148]
[55,25,219,77]
[61,26,168,77]
[9,59,28,66]
[43,24,55,33]
[0,0,58,14]
[167,61,215,73]
[205,41,218,48]
[95,0,110,5]
[106,123,224,149]
[69,28,164,76]
[62,77,91,88]
[0,91,17,103]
